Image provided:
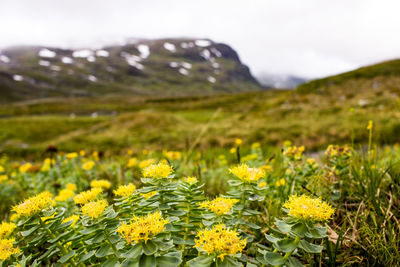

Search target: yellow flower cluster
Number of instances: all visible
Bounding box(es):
[19,163,32,173]
[66,152,78,160]
[0,239,20,260]
[81,200,108,219]
[367,120,373,130]
[62,215,79,227]
[12,191,54,217]
[127,157,137,168]
[195,224,246,261]
[258,181,267,188]
[283,195,335,221]
[283,146,305,160]
[114,183,136,197]
[229,164,265,183]
[325,145,351,158]
[55,188,75,202]
[184,176,198,184]
[0,222,16,239]
[117,212,168,244]
[90,179,111,189]
[82,161,95,171]
[138,158,155,169]
[73,188,102,204]
[0,175,7,183]
[200,197,239,215]
[163,150,181,160]
[142,163,173,178]
[0,166,4,172]
[275,178,286,187]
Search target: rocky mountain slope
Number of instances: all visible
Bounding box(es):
[0,38,262,102]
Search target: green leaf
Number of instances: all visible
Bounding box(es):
[59,250,75,264]
[216,256,242,267]
[21,225,40,237]
[121,243,143,258]
[298,240,323,253]
[156,251,182,267]
[246,222,261,229]
[187,254,214,267]
[275,219,291,233]
[121,258,140,267]
[275,238,298,253]
[79,250,95,263]
[102,258,120,267]
[264,252,285,266]
[140,254,156,267]
[287,256,304,267]
[265,234,280,244]
[142,240,158,255]
[96,244,113,257]
[291,222,307,237]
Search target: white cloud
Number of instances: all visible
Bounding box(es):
[0,0,399,78]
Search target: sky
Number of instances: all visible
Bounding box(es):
[1,0,400,79]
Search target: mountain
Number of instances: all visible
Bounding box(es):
[257,73,306,89]
[0,38,263,102]
[297,59,400,94]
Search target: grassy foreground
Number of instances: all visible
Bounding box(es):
[0,131,399,266]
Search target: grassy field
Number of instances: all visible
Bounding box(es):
[1,80,400,157]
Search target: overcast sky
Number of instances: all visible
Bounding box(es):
[1,0,400,79]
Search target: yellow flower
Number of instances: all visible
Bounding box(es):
[142,149,150,155]
[0,175,7,183]
[44,158,55,166]
[283,146,305,160]
[74,188,103,204]
[66,152,78,160]
[82,161,95,171]
[367,120,373,130]
[241,153,258,162]
[127,149,134,155]
[200,197,239,215]
[141,191,157,199]
[127,158,138,168]
[92,151,99,161]
[12,191,53,217]
[19,163,32,173]
[163,150,181,160]
[258,182,267,188]
[81,200,108,219]
[114,183,136,197]
[306,158,317,166]
[229,164,265,183]
[283,140,292,147]
[142,163,173,179]
[138,158,155,169]
[66,183,77,191]
[117,212,168,244]
[283,195,335,221]
[0,166,4,172]
[90,179,111,189]
[79,150,86,157]
[184,176,198,184]
[260,165,272,172]
[9,214,19,222]
[55,189,75,202]
[40,164,50,172]
[235,138,243,145]
[0,238,20,260]
[251,142,260,149]
[275,178,286,187]
[0,222,16,239]
[229,147,236,154]
[63,215,79,227]
[325,145,351,158]
[195,224,246,261]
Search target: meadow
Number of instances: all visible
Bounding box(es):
[0,124,399,266]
